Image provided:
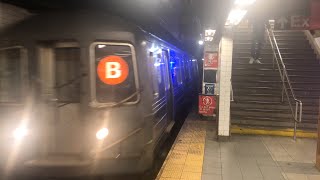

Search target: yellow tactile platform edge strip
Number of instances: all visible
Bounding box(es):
[156,120,207,180]
[231,125,318,138]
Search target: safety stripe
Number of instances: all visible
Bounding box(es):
[231,125,318,138]
[157,121,207,180]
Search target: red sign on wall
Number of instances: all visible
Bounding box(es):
[198,95,216,116]
[204,52,218,69]
[311,0,320,30]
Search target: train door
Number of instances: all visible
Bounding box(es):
[38,42,82,155]
[150,49,171,141]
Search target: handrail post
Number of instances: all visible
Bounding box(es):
[294,121,297,141]
[294,101,298,141]
[295,101,298,121]
[299,101,302,123]
[281,69,285,102]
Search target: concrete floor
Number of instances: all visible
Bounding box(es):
[157,113,319,180]
[204,120,320,180]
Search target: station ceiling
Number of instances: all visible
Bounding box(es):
[1,0,233,29]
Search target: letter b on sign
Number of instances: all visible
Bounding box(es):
[105,62,121,78]
[97,56,129,85]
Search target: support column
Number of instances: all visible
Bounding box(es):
[217,26,233,141]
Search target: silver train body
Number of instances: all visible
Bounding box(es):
[0,12,199,177]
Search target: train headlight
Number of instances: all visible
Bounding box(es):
[96,128,109,140]
[13,126,29,140]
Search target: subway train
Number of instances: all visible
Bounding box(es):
[0,11,199,177]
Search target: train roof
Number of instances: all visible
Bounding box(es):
[0,11,186,52]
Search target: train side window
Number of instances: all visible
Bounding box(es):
[150,51,166,99]
[169,51,183,86]
[183,56,190,81]
[188,59,193,80]
[161,50,170,91]
[0,47,26,103]
[192,60,199,79]
[176,56,183,84]
[91,43,139,105]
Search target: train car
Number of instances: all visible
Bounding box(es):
[0,11,198,177]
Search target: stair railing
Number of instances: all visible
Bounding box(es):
[265,26,303,140]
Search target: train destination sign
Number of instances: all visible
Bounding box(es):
[97,55,129,85]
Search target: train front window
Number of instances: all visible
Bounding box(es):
[0,47,25,103]
[93,43,138,104]
[55,47,81,103]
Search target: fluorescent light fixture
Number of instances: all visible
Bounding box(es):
[97,45,106,48]
[96,128,109,140]
[205,29,216,37]
[225,9,247,26]
[13,126,29,140]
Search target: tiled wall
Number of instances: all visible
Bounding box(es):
[0,2,30,30]
[218,27,233,137]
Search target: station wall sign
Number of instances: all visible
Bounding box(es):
[203,70,217,83]
[204,51,218,69]
[275,15,310,30]
[198,95,216,116]
[204,83,216,95]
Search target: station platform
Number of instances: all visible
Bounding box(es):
[156,113,320,180]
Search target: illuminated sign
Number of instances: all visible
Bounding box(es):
[97,56,129,85]
[275,16,310,30]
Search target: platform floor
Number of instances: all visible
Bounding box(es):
[156,113,320,180]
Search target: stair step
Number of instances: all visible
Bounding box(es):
[234,95,319,105]
[231,102,318,113]
[233,62,320,68]
[233,68,320,76]
[231,109,318,119]
[232,74,320,83]
[233,57,318,62]
[233,82,320,90]
[231,28,318,129]
[235,29,304,34]
[234,66,320,72]
[235,39,310,44]
[237,100,318,107]
[234,35,306,41]
[234,42,311,49]
[234,87,320,97]
[233,53,317,59]
[231,117,317,129]
[233,48,314,54]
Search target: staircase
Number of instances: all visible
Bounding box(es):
[231,27,319,131]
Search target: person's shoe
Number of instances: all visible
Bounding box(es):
[249,57,255,64]
[255,59,262,64]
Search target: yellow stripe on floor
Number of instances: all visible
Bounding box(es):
[157,120,207,180]
[231,125,318,138]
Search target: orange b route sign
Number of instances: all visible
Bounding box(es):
[97,56,129,85]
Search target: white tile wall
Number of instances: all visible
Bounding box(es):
[218,27,233,137]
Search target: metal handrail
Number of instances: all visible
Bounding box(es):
[266,26,303,140]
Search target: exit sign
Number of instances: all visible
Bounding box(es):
[274,15,310,30]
